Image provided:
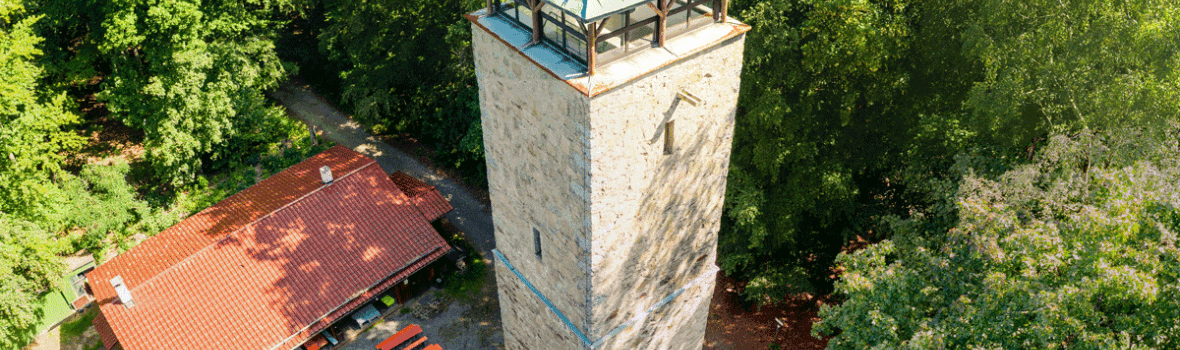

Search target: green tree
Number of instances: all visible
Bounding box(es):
[816,129,1180,348]
[960,0,1180,148]
[719,0,1180,305]
[0,215,67,349]
[39,0,293,186]
[0,1,86,225]
[315,0,486,180]
[0,4,74,329]
[721,0,924,300]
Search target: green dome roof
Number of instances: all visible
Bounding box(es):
[545,0,648,22]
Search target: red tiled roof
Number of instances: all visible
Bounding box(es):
[88,146,451,350]
[389,171,454,221]
[71,295,91,310]
[93,309,117,350]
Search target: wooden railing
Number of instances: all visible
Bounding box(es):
[486,0,729,75]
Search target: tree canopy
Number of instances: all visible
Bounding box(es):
[38,0,294,186]
[816,129,1180,348]
[0,2,73,344]
[719,0,1180,305]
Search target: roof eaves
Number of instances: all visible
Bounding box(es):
[266,246,448,350]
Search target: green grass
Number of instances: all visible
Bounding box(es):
[440,233,488,301]
[59,308,99,349]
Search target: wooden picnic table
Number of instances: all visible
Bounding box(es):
[376,324,422,350]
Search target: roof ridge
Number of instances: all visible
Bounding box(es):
[125,160,380,295]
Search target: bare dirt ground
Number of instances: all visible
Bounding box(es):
[339,272,504,350]
[68,84,145,168]
[705,273,830,350]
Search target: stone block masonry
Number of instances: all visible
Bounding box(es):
[472,10,748,350]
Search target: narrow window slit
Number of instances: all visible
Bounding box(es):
[664,121,675,155]
[534,228,543,259]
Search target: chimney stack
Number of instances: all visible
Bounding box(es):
[320,166,333,184]
[110,276,135,308]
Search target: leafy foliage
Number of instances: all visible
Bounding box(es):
[0,6,81,345]
[314,0,486,182]
[38,0,294,187]
[0,215,67,349]
[0,2,87,225]
[58,162,179,259]
[816,129,1180,348]
[960,0,1180,148]
[721,0,929,300]
[721,0,1180,305]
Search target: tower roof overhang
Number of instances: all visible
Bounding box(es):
[545,0,649,23]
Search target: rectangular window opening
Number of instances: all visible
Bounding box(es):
[664,121,675,155]
[534,228,543,259]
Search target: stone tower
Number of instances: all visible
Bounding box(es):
[467,1,748,349]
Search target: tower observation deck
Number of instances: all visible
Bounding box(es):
[477,0,734,76]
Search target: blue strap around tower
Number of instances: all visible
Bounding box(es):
[493,249,594,347]
[494,249,715,349]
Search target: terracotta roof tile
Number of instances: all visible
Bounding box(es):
[93,310,117,350]
[88,146,451,350]
[389,171,454,221]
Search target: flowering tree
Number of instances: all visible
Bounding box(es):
[816,130,1180,348]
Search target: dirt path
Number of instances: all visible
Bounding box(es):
[269,80,496,257]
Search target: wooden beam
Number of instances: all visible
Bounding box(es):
[669,0,720,18]
[586,18,610,75]
[596,16,657,42]
[529,1,545,46]
[587,22,598,75]
[654,0,669,47]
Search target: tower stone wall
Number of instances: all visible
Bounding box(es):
[472,9,747,350]
[473,25,594,350]
[586,34,744,350]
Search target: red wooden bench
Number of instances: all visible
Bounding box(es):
[403,337,427,350]
[375,324,422,350]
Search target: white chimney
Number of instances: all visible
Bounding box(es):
[320,165,333,184]
[109,276,135,308]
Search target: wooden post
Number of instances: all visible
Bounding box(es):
[587,22,598,75]
[647,0,671,47]
[307,123,317,146]
[623,11,631,52]
[720,0,728,22]
[586,19,609,75]
[529,0,545,46]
